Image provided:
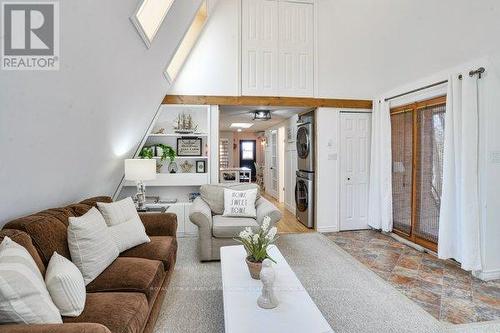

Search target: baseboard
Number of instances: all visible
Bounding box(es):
[317,226,339,233]
[473,269,500,281]
[284,203,295,214]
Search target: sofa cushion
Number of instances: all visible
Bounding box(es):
[86,257,164,303]
[200,183,261,215]
[120,236,177,271]
[3,196,113,266]
[64,292,148,333]
[212,215,260,238]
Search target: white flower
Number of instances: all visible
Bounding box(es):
[239,230,252,242]
[261,216,271,232]
[266,227,277,240]
[252,234,260,244]
[244,227,254,236]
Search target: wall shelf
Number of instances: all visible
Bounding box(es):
[152,156,208,160]
[123,172,209,187]
[148,133,208,137]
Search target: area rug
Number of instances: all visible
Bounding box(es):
[154,233,500,333]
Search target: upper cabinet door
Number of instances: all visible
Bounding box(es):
[278,1,314,97]
[241,0,279,96]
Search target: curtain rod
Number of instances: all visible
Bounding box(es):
[384,66,486,102]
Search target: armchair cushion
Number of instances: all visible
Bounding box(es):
[212,216,259,238]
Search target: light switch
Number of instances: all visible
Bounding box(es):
[489,151,500,164]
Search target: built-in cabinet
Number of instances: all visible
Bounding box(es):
[241,0,314,97]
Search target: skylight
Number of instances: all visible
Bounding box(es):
[131,0,175,48]
[165,0,208,83]
[230,123,253,129]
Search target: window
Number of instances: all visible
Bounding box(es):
[390,96,446,251]
[241,141,254,160]
[131,0,175,48]
[165,0,208,83]
[219,138,229,168]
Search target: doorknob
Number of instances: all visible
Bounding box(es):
[347,177,351,181]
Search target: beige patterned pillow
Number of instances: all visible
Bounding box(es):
[0,237,62,324]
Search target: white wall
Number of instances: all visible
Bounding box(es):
[0,0,203,225]
[380,56,500,280]
[169,0,240,95]
[171,0,500,99]
[315,108,340,232]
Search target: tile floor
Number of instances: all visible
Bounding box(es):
[326,230,500,324]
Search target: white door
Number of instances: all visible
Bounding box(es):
[268,130,279,199]
[241,0,279,96]
[278,1,314,97]
[340,113,371,230]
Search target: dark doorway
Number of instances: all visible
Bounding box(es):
[239,140,256,181]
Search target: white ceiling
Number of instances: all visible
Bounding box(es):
[219,105,308,132]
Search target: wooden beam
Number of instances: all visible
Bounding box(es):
[162,95,373,109]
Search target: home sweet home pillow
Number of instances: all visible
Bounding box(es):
[222,188,258,218]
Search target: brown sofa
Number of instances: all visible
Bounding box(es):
[0,196,177,333]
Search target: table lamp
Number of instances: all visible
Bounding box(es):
[124,159,156,210]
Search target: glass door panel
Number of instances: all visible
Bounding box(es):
[391,111,413,235]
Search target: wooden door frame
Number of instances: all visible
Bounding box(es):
[390,95,446,252]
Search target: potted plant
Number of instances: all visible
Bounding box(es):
[235,216,278,279]
[138,145,176,173]
[156,144,177,173]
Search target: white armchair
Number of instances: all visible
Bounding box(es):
[189,184,282,261]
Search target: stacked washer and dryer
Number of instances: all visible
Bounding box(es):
[295,112,315,228]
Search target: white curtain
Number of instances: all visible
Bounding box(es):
[368,99,393,232]
[438,74,482,271]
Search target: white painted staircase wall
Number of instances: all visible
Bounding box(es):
[0,0,205,225]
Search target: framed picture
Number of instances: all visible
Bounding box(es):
[177,138,202,156]
[196,160,206,173]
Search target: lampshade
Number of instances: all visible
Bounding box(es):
[124,159,156,181]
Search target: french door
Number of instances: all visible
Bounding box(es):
[390,96,446,251]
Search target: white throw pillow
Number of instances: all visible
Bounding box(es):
[67,207,119,285]
[222,188,258,218]
[0,237,62,324]
[45,252,86,317]
[97,197,150,253]
[97,197,137,226]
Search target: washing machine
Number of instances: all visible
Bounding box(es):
[296,113,314,173]
[295,170,314,228]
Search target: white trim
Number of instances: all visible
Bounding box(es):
[163,0,210,84]
[317,226,339,233]
[473,269,500,281]
[130,0,175,49]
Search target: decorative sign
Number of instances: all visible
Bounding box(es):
[177,137,202,156]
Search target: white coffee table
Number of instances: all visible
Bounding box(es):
[220,245,334,333]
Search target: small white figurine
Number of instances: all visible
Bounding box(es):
[257,259,278,309]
